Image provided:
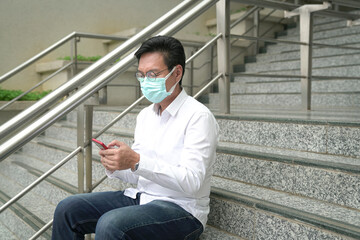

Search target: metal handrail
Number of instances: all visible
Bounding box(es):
[0,147,81,214]
[0,0,218,160]
[0,62,73,111]
[0,0,219,213]
[0,32,129,85]
[0,0,197,141]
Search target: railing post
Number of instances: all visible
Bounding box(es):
[299,10,313,110]
[216,0,231,114]
[285,2,331,110]
[77,104,85,193]
[253,9,260,55]
[85,105,93,193]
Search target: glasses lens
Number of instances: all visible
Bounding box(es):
[135,71,144,82]
[146,71,157,78]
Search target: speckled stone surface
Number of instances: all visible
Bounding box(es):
[327,126,360,157]
[66,108,138,131]
[0,223,18,240]
[231,80,360,95]
[217,119,328,153]
[293,165,360,209]
[215,151,360,209]
[244,54,360,73]
[216,117,360,158]
[215,153,294,193]
[208,197,256,239]
[200,225,244,240]
[211,176,360,228]
[255,212,354,240]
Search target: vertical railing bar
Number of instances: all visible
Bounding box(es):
[77,104,85,193]
[85,105,93,194]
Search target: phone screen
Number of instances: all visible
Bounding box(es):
[92,138,108,150]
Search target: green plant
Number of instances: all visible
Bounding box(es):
[0,88,51,101]
[57,55,102,62]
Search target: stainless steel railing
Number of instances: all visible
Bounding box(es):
[0,0,198,141]
[2,0,360,239]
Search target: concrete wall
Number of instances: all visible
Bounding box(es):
[0,0,217,91]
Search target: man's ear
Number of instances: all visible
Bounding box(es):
[175,65,183,80]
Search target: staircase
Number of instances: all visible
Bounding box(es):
[1,14,360,240]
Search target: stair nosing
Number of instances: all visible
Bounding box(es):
[210,177,360,240]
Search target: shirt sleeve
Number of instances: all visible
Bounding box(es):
[133,111,219,196]
[105,169,139,184]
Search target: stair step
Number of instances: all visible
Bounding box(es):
[231,79,360,94]
[244,53,360,73]
[0,169,54,239]
[200,225,245,240]
[216,142,360,209]
[213,113,360,158]
[0,223,19,240]
[209,176,360,239]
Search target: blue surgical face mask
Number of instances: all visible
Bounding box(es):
[139,67,178,103]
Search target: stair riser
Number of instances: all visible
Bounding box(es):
[0,211,42,240]
[256,45,360,63]
[266,35,360,54]
[281,24,360,42]
[210,93,360,109]
[244,55,360,73]
[208,196,356,240]
[231,80,360,94]
[0,160,67,211]
[286,19,348,35]
[214,153,360,209]
[215,119,360,158]
[66,110,137,131]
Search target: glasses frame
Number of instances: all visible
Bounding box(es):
[135,68,170,82]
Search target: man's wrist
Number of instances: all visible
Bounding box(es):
[131,154,140,172]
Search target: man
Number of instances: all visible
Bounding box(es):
[52,35,219,240]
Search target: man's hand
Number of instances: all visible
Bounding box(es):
[99,140,140,172]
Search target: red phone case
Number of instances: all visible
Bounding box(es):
[92,138,108,150]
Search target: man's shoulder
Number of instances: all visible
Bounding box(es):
[183,95,211,114]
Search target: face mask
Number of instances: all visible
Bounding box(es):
[139,67,178,103]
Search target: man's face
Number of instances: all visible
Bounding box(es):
[138,52,178,92]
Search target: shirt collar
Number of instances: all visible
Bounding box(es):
[152,89,188,116]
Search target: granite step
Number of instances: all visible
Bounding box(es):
[20,137,133,192]
[265,32,360,54]
[285,18,348,35]
[3,137,245,240]
[0,222,19,240]
[244,53,360,73]
[0,169,53,240]
[42,114,360,209]
[255,43,360,63]
[214,113,360,158]
[216,141,360,210]
[209,176,360,240]
[279,23,360,42]
[230,79,360,94]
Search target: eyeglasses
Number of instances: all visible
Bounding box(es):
[135,68,170,82]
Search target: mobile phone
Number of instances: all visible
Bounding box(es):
[92,138,108,150]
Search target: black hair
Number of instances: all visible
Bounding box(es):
[134,35,186,85]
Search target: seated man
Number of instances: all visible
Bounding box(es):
[52,35,219,240]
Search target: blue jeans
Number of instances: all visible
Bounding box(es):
[52,191,203,240]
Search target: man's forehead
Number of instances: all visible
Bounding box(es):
[138,52,166,70]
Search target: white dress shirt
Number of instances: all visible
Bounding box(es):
[106,89,219,227]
